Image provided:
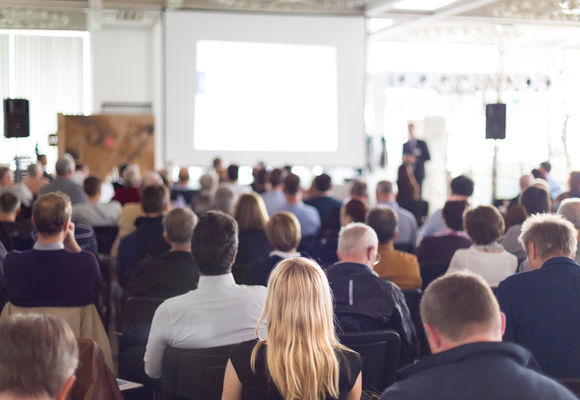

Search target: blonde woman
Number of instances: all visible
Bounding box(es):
[232,193,273,265]
[222,258,363,400]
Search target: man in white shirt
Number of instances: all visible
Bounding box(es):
[144,210,267,379]
[72,175,122,227]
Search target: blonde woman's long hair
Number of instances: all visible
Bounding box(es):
[251,258,350,400]
[233,192,269,231]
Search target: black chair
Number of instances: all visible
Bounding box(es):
[162,344,235,400]
[402,289,430,359]
[420,261,450,291]
[339,330,401,392]
[397,200,429,227]
[394,243,415,254]
[92,226,119,255]
[121,296,164,352]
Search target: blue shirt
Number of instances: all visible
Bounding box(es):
[275,202,321,237]
[497,256,580,378]
[381,201,418,245]
[260,190,286,216]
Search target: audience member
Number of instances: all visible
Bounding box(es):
[215,185,238,215]
[143,211,267,379]
[0,192,34,251]
[446,205,517,287]
[37,154,52,180]
[72,162,89,186]
[0,314,80,400]
[110,171,163,258]
[122,207,199,304]
[420,175,474,240]
[112,168,141,206]
[540,161,561,199]
[381,272,576,400]
[232,193,273,265]
[174,167,190,190]
[504,174,533,230]
[556,170,580,204]
[171,167,198,206]
[326,223,415,365]
[396,163,420,202]
[261,168,285,216]
[497,213,580,378]
[366,205,422,290]
[20,162,49,196]
[223,258,362,400]
[275,173,321,237]
[376,180,418,247]
[157,168,174,191]
[320,179,368,242]
[3,192,101,307]
[304,173,342,223]
[531,168,547,181]
[71,175,122,227]
[349,179,369,205]
[224,164,252,196]
[415,200,472,264]
[191,173,215,215]
[117,184,170,288]
[243,211,302,286]
[502,184,551,262]
[340,199,367,226]
[38,154,87,204]
[0,166,33,207]
[558,198,580,263]
[251,167,267,194]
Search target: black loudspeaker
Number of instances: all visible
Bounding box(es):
[486,103,506,140]
[4,99,30,138]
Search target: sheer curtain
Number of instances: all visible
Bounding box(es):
[0,30,89,172]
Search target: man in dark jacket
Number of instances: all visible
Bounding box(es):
[402,123,430,192]
[326,222,415,366]
[122,207,200,305]
[381,272,576,400]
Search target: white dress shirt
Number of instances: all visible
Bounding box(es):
[144,273,267,378]
[446,245,518,287]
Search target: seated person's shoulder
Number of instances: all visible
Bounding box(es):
[393,248,419,263]
[234,283,268,297]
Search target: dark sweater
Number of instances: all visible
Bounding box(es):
[415,234,472,264]
[242,255,284,286]
[236,230,274,265]
[2,248,102,307]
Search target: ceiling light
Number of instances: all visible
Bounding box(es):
[393,0,459,11]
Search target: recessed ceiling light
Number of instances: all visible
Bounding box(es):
[393,0,459,11]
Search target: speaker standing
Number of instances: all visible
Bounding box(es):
[402,124,431,196]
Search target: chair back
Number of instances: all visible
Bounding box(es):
[122,296,164,351]
[162,344,236,400]
[419,261,450,291]
[93,226,119,255]
[397,200,429,226]
[402,288,430,358]
[394,243,415,254]
[339,330,400,392]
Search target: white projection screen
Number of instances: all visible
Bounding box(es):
[164,10,366,167]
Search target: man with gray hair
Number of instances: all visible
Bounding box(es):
[497,213,580,378]
[214,185,237,215]
[557,198,580,264]
[191,173,215,215]
[21,162,49,196]
[0,166,33,207]
[326,222,415,365]
[38,154,87,204]
[366,205,421,290]
[376,180,417,247]
[0,314,79,400]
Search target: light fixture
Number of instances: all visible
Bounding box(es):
[493,0,580,21]
[0,8,69,29]
[393,0,459,11]
[409,24,521,45]
[212,0,372,11]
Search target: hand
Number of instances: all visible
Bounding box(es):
[63,221,82,253]
[403,154,417,164]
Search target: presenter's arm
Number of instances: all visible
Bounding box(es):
[222,360,243,400]
[345,372,362,400]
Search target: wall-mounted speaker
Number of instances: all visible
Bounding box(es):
[3,99,30,138]
[486,103,506,140]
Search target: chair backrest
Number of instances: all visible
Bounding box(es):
[394,243,415,254]
[339,330,400,392]
[93,226,119,255]
[419,261,450,291]
[122,296,164,350]
[162,344,236,400]
[402,288,430,358]
[397,200,429,226]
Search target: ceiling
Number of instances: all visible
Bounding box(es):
[2,0,580,48]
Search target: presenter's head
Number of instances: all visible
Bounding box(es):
[407,123,415,138]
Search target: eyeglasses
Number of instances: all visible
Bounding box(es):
[374,253,382,266]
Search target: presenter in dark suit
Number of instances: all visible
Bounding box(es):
[402,124,430,193]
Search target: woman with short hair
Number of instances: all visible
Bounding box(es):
[223,258,363,400]
[445,205,518,287]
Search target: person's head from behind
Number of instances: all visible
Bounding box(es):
[520,185,550,216]
[214,186,237,215]
[568,171,580,193]
[0,192,21,221]
[199,173,214,193]
[178,167,189,184]
[531,168,547,181]
[337,222,379,269]
[163,207,198,248]
[350,179,368,203]
[193,210,238,275]
[558,198,580,242]
[464,205,504,245]
[519,213,577,270]
[540,162,552,174]
[450,175,474,198]
[27,163,43,179]
[0,314,79,400]
[233,193,269,231]
[283,173,301,199]
[227,165,239,183]
[54,154,75,178]
[140,184,168,216]
[313,173,332,194]
[123,168,141,189]
[32,192,72,239]
[519,174,532,192]
[0,167,14,187]
[266,212,301,252]
[253,258,348,400]
[83,175,102,200]
[37,154,47,167]
[421,272,504,354]
[376,180,395,203]
[340,199,367,227]
[443,200,469,231]
[365,205,399,245]
[268,168,284,190]
[139,171,162,193]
